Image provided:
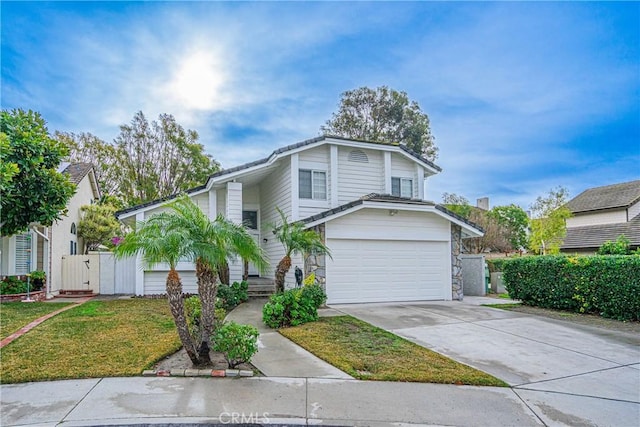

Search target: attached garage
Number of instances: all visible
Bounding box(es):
[322,207,453,304]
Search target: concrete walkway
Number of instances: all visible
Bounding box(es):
[226,298,351,379]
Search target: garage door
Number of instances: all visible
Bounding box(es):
[325,239,449,304]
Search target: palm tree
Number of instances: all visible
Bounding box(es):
[166,196,267,363]
[273,207,330,292]
[113,212,200,364]
[114,195,267,366]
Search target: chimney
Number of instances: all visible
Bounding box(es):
[476,197,489,211]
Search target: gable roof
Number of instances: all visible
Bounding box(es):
[62,163,94,184]
[561,215,640,250]
[566,180,640,214]
[116,135,442,218]
[299,193,484,237]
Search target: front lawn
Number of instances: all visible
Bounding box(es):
[280,316,507,386]
[0,299,181,384]
[1,301,72,340]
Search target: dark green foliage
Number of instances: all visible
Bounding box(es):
[216,281,249,311]
[1,109,76,236]
[184,295,227,340]
[0,275,44,294]
[503,255,640,321]
[262,285,327,328]
[213,321,259,368]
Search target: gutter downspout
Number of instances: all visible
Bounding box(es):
[30,226,51,298]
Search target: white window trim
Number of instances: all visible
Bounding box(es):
[299,169,328,201]
[392,176,414,198]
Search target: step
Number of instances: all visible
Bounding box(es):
[58,290,95,298]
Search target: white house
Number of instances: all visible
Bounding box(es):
[116,136,483,304]
[0,163,101,296]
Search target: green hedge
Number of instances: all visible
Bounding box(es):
[487,258,511,273]
[503,255,640,321]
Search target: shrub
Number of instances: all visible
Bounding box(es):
[29,271,46,291]
[217,281,248,311]
[487,258,511,273]
[1,277,27,295]
[303,272,316,286]
[503,255,640,321]
[262,285,327,328]
[597,235,632,255]
[184,295,227,338]
[213,321,259,368]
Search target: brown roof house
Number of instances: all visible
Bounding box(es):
[0,163,101,297]
[561,180,640,254]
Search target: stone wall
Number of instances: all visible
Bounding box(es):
[304,224,326,288]
[451,224,463,301]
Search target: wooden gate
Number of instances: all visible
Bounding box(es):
[61,254,100,293]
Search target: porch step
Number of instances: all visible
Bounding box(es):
[58,290,95,298]
[246,278,275,298]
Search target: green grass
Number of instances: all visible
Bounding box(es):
[0,299,181,384]
[497,293,512,299]
[1,302,72,340]
[280,316,507,386]
[482,303,522,309]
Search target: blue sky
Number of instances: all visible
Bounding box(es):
[2,1,639,209]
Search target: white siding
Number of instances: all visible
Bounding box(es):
[299,145,329,164]
[192,193,209,218]
[391,154,418,197]
[259,160,294,283]
[243,185,260,208]
[628,200,640,220]
[216,189,226,216]
[337,147,384,204]
[326,208,450,241]
[566,210,627,228]
[144,271,198,295]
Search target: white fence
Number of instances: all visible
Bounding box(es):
[60,252,136,295]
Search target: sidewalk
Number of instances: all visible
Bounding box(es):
[226,298,352,379]
[1,376,543,426]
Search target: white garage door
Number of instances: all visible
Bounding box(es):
[325,239,449,304]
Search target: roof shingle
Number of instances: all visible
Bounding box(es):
[561,216,640,250]
[566,180,640,214]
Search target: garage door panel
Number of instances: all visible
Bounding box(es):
[326,239,449,304]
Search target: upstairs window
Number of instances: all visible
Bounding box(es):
[391,177,413,198]
[299,169,327,200]
[71,223,77,235]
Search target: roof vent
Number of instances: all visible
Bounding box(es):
[348,149,369,163]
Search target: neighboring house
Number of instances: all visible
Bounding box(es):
[0,163,101,296]
[561,180,640,254]
[116,136,483,304]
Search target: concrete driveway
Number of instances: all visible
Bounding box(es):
[332,298,640,427]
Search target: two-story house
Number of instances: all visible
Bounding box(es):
[0,163,101,296]
[116,136,483,304]
[561,180,640,254]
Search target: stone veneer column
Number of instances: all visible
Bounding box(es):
[451,224,463,301]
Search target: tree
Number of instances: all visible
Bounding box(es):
[0,133,19,193]
[114,195,266,366]
[0,109,76,236]
[321,86,438,160]
[113,112,220,205]
[55,131,120,196]
[528,186,572,255]
[273,208,330,293]
[464,209,511,254]
[56,112,221,207]
[489,205,529,251]
[77,202,121,253]
[441,192,473,218]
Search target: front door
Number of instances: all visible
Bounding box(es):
[242,210,260,276]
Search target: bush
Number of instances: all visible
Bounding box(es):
[597,235,632,255]
[503,255,640,321]
[213,321,259,368]
[29,270,46,291]
[1,277,28,295]
[262,285,327,328]
[487,258,511,273]
[184,295,228,339]
[217,281,248,311]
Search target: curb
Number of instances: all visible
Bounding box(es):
[142,369,254,378]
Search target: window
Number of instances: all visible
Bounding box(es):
[391,177,413,198]
[299,169,327,200]
[70,241,77,255]
[70,223,76,235]
[242,210,258,230]
[15,234,31,274]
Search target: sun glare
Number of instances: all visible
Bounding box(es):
[169,51,227,110]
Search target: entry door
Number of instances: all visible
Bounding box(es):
[242,210,260,276]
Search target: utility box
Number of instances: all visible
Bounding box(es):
[491,272,505,294]
[461,255,486,296]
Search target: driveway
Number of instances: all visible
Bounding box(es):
[332,298,640,427]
